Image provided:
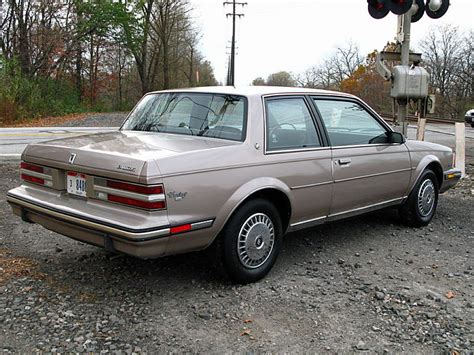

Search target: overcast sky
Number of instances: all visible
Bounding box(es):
[189,0,473,86]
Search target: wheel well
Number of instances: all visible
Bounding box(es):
[426,162,443,188]
[241,189,292,232]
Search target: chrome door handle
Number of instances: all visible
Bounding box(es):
[338,158,351,165]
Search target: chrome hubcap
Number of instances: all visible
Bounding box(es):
[237,213,275,269]
[418,179,435,217]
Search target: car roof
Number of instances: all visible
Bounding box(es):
[148,86,357,99]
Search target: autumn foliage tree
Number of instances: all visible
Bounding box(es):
[340,51,391,113]
[0,0,217,124]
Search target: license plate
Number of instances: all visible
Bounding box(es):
[67,172,87,197]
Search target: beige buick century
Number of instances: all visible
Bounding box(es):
[7,87,461,283]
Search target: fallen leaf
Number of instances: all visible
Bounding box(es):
[445,291,455,299]
[240,329,251,336]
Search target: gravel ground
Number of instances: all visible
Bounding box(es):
[0,160,473,353]
[55,112,128,128]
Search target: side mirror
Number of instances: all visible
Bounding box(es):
[388,131,405,144]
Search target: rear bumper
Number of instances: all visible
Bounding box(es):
[440,168,462,193]
[7,192,214,259]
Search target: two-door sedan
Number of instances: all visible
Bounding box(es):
[7,87,461,283]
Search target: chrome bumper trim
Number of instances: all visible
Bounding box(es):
[440,168,462,193]
[7,193,214,242]
[191,220,214,230]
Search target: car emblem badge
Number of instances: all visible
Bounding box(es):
[117,164,136,172]
[167,191,188,201]
[68,153,77,164]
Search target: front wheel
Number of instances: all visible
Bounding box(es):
[221,198,282,284]
[399,169,439,227]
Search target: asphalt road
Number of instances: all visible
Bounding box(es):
[406,123,474,154]
[0,127,118,161]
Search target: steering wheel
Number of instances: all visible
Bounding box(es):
[270,122,297,135]
[269,123,297,144]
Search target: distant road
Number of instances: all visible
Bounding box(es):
[0,127,118,161]
[407,123,473,160]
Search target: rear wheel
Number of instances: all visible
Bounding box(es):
[399,169,439,227]
[221,198,282,284]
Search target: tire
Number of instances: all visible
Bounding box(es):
[399,169,439,227]
[221,198,283,284]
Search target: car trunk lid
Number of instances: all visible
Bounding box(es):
[22,130,239,183]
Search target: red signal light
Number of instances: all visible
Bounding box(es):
[389,0,413,15]
[368,0,390,19]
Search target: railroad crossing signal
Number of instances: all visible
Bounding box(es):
[367,0,450,136]
[367,0,450,20]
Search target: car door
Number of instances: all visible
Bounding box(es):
[264,96,333,228]
[311,97,411,217]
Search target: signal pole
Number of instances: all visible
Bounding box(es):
[397,6,413,136]
[224,0,247,86]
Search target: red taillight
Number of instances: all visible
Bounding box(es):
[95,179,166,210]
[107,194,166,210]
[20,162,53,187]
[21,173,45,185]
[20,162,43,173]
[170,224,192,235]
[106,180,163,195]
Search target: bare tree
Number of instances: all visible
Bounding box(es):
[328,41,364,87]
[420,25,473,118]
[296,41,363,90]
[296,62,335,90]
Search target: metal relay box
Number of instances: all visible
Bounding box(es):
[390,65,430,99]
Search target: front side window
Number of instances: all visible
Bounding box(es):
[314,99,388,146]
[266,98,321,151]
[122,93,247,141]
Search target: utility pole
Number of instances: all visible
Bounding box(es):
[224,0,247,86]
[226,55,232,85]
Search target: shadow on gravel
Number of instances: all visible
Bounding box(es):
[44,207,403,290]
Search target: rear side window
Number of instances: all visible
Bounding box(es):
[266,98,321,151]
[122,93,247,141]
[314,99,388,146]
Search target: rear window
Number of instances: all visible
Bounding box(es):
[122,93,247,142]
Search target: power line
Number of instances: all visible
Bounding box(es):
[223,0,247,86]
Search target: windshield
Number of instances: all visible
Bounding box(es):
[121,93,247,142]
